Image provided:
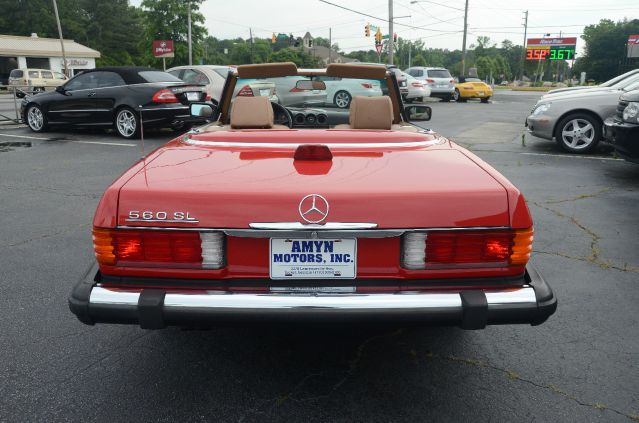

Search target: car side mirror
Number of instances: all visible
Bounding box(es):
[55,86,67,95]
[405,105,432,122]
[190,103,216,119]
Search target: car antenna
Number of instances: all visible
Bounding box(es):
[138,104,145,160]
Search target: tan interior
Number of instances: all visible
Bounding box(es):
[230,96,275,129]
[334,96,418,132]
[237,62,298,79]
[326,63,387,79]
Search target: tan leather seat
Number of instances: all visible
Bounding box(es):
[231,96,287,129]
[333,96,420,132]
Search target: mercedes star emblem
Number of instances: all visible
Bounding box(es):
[298,194,329,224]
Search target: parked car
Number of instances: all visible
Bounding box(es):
[544,69,639,97]
[69,62,556,329]
[404,73,431,103]
[454,76,493,103]
[167,65,277,103]
[526,79,639,153]
[320,76,382,108]
[603,89,639,163]
[9,68,68,93]
[405,66,455,101]
[21,67,206,139]
[348,62,408,96]
[271,76,325,106]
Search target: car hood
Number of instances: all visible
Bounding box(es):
[115,130,510,229]
[541,86,619,100]
[539,88,623,104]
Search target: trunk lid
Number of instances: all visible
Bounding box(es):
[117,130,509,229]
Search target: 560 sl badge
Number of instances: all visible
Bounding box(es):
[126,211,199,223]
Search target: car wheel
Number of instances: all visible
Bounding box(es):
[481,97,490,103]
[415,97,423,103]
[453,89,462,102]
[554,113,601,153]
[114,107,140,139]
[33,87,45,93]
[333,90,352,109]
[26,104,48,132]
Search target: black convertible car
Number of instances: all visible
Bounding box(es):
[21,67,207,139]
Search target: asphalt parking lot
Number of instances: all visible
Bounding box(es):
[1,91,638,422]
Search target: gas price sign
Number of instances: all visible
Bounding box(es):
[526,37,577,61]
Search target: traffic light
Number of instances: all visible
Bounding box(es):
[375,28,382,44]
[393,32,398,42]
[365,23,371,37]
[271,33,276,44]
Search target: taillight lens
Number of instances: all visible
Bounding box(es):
[426,79,435,83]
[402,228,533,269]
[361,83,373,88]
[237,85,254,96]
[289,87,305,92]
[93,228,225,269]
[411,82,423,87]
[152,88,178,103]
[449,79,455,83]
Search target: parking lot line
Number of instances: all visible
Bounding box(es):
[519,152,623,161]
[72,141,136,147]
[0,133,53,140]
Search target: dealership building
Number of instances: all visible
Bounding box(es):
[0,33,100,83]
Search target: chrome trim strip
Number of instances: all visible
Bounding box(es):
[49,109,111,113]
[88,286,536,311]
[249,222,377,230]
[125,218,200,223]
[182,138,443,149]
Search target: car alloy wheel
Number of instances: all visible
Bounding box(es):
[556,115,600,153]
[115,108,139,139]
[453,89,462,102]
[26,105,46,132]
[334,90,351,109]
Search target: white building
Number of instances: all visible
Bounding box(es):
[0,33,100,83]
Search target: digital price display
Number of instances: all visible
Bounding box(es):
[526,37,577,61]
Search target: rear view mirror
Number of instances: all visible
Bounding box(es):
[295,80,326,91]
[190,103,215,118]
[55,85,66,95]
[405,105,432,122]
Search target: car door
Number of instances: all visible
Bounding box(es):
[91,71,128,125]
[47,72,99,125]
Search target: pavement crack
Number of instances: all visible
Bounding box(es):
[420,350,638,421]
[0,183,99,199]
[544,188,610,204]
[2,223,90,249]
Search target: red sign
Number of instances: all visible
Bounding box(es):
[527,37,577,47]
[153,40,174,58]
[629,35,639,45]
[375,43,383,55]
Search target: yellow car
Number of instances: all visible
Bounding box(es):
[454,77,493,103]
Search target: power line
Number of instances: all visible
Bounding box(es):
[409,0,464,12]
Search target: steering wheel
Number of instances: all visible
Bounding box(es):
[271,102,293,128]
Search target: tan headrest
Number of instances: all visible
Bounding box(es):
[230,96,273,129]
[349,96,393,130]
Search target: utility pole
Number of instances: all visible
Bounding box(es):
[187,0,192,65]
[408,42,412,68]
[249,28,254,63]
[520,10,528,82]
[388,0,394,64]
[556,30,562,82]
[461,0,469,75]
[329,27,332,64]
[52,0,68,77]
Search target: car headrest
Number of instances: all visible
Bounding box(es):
[230,96,273,129]
[349,96,393,130]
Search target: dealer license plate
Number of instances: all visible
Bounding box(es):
[186,92,199,101]
[259,89,270,97]
[269,238,357,279]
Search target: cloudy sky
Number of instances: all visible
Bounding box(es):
[135,0,639,52]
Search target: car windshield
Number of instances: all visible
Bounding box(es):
[613,74,639,89]
[234,75,387,109]
[464,78,482,82]
[602,70,639,87]
[139,71,182,83]
[428,69,451,78]
[623,79,639,92]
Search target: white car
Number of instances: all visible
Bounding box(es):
[320,76,383,108]
[405,66,455,101]
[167,65,277,103]
[404,73,431,103]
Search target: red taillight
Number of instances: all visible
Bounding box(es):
[449,79,455,83]
[294,144,333,161]
[411,82,423,87]
[93,228,225,269]
[402,229,533,269]
[152,88,178,103]
[237,85,254,96]
[289,87,305,92]
[361,83,373,88]
[426,79,435,83]
[205,94,212,101]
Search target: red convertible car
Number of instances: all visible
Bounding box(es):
[70,63,556,329]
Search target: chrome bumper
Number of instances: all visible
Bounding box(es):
[70,263,556,329]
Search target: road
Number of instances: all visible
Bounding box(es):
[1,91,638,422]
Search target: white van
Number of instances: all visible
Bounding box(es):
[8,68,68,92]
